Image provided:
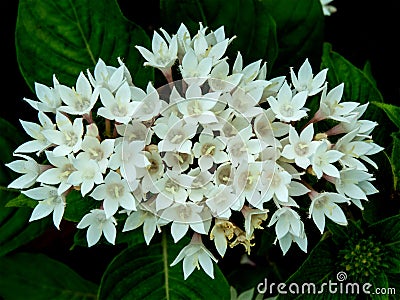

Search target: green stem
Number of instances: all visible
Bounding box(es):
[162,230,170,300]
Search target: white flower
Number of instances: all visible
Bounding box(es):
[67,158,103,196]
[87,58,125,93]
[268,207,302,239]
[321,0,337,16]
[267,81,308,122]
[210,219,235,257]
[135,31,178,72]
[6,154,48,189]
[334,169,378,209]
[36,151,76,194]
[309,192,350,234]
[122,200,159,245]
[154,113,197,154]
[226,125,262,167]
[23,185,66,229]
[23,75,62,113]
[109,140,149,186]
[277,222,308,255]
[90,170,136,218]
[77,209,117,247]
[311,140,343,179]
[116,120,153,145]
[42,112,84,156]
[77,136,114,173]
[290,58,328,96]
[227,87,263,119]
[130,82,164,122]
[253,111,288,147]
[215,162,235,186]
[192,29,229,65]
[314,83,359,123]
[161,201,206,242]
[58,71,99,115]
[164,151,194,172]
[14,111,55,155]
[259,161,292,203]
[179,48,212,85]
[187,168,214,202]
[192,131,228,171]
[97,82,140,124]
[154,170,192,210]
[206,184,236,219]
[140,149,164,193]
[170,233,218,279]
[233,162,263,209]
[334,129,375,171]
[177,84,220,125]
[281,124,320,169]
[208,60,243,92]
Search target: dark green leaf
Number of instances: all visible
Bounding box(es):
[372,102,400,130]
[369,272,389,300]
[390,132,400,190]
[6,193,37,209]
[98,233,230,300]
[64,190,99,222]
[16,0,153,90]
[160,0,278,69]
[263,0,325,76]
[368,214,400,246]
[0,252,98,300]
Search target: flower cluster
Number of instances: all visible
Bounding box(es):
[6,22,381,280]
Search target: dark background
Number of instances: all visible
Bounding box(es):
[2,0,400,128]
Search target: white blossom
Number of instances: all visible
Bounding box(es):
[311,140,343,179]
[67,158,103,196]
[6,154,48,189]
[23,185,66,229]
[170,233,218,279]
[290,58,328,96]
[77,209,117,247]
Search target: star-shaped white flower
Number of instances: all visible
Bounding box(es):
[135,31,178,72]
[281,124,320,169]
[130,82,165,122]
[267,81,308,122]
[308,191,350,233]
[122,199,159,245]
[23,75,62,113]
[42,112,84,156]
[90,170,136,218]
[97,82,139,124]
[77,136,114,173]
[23,184,66,229]
[14,111,55,155]
[87,58,125,93]
[170,233,218,279]
[311,140,343,179]
[67,158,103,196]
[192,130,228,171]
[36,151,76,194]
[6,154,48,189]
[290,58,328,96]
[77,209,117,247]
[179,48,213,86]
[206,184,236,219]
[58,71,99,115]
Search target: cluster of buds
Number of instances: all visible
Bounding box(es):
[6,22,382,279]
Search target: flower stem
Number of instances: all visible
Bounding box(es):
[162,230,170,300]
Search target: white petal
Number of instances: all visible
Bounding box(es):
[87,225,102,247]
[103,221,117,245]
[29,202,53,222]
[171,222,189,243]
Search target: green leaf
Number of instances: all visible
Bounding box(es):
[6,193,37,209]
[391,132,400,190]
[321,43,393,146]
[369,273,389,300]
[372,102,400,130]
[16,0,153,90]
[98,233,230,300]
[368,214,400,246]
[263,0,325,76]
[64,190,99,223]
[160,0,278,69]
[0,252,98,300]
